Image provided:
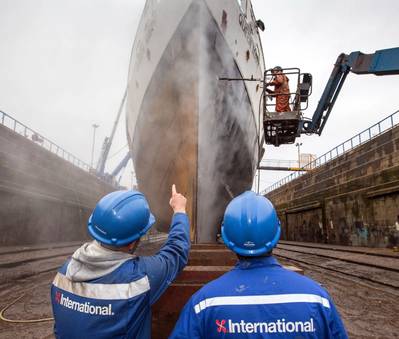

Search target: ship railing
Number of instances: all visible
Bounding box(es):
[1,109,92,172]
[261,109,399,195]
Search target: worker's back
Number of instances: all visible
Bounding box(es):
[171,256,347,338]
[51,212,190,339]
[50,187,189,338]
[51,257,152,338]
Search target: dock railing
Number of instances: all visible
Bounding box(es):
[262,109,399,195]
[1,110,92,172]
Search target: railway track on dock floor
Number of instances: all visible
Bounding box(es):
[0,236,167,287]
[0,243,82,287]
[278,240,399,259]
[274,242,399,292]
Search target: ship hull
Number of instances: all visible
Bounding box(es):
[127,0,264,242]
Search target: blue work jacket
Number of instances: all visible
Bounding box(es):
[171,256,348,338]
[51,212,190,339]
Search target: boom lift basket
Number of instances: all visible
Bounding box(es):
[264,111,302,146]
[263,68,312,146]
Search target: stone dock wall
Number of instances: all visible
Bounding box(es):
[266,124,399,247]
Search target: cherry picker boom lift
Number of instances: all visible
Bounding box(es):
[265,47,399,146]
[221,47,399,147]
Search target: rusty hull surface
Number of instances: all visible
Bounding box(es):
[151,244,302,338]
[128,1,258,244]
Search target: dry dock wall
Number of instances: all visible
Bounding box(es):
[266,125,399,248]
[0,124,116,246]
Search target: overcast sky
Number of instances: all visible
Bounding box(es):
[0,0,398,190]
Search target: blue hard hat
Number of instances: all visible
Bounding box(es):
[88,190,155,246]
[221,191,280,256]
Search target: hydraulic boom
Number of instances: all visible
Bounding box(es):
[301,47,399,135]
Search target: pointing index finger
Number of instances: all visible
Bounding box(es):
[172,184,177,195]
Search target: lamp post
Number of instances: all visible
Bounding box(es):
[296,142,302,168]
[91,124,99,168]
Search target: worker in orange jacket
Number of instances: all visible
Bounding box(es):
[266,66,291,112]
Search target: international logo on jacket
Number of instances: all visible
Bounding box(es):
[215,318,316,334]
[55,291,115,316]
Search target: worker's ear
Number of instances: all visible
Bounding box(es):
[128,239,140,254]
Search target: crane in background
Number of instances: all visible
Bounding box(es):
[93,88,133,187]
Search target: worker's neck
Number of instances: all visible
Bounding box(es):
[236,251,273,261]
[100,240,140,254]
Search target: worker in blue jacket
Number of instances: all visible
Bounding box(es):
[171,191,348,338]
[51,184,190,338]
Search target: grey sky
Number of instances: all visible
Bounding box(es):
[0,0,145,186]
[253,0,399,188]
[0,0,398,190]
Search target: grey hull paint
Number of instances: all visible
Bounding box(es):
[128,1,260,242]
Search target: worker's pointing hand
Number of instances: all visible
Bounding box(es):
[169,184,187,214]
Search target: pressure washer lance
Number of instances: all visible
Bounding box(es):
[218,76,262,82]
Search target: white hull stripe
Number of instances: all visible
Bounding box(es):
[53,273,150,300]
[194,294,330,314]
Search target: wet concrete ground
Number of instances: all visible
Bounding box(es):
[0,241,398,338]
[275,251,399,339]
[0,239,165,339]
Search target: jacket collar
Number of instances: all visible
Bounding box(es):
[65,241,134,282]
[235,255,281,270]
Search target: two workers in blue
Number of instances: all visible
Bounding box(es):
[50,184,190,338]
[170,191,348,338]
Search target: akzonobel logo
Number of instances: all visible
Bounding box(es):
[216,318,316,334]
[55,291,114,316]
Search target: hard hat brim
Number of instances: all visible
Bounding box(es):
[221,224,281,256]
[88,213,156,247]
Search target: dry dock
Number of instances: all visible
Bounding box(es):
[1,240,398,338]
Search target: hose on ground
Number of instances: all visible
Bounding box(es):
[0,293,54,323]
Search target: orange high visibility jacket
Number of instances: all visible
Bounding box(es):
[269,74,291,112]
